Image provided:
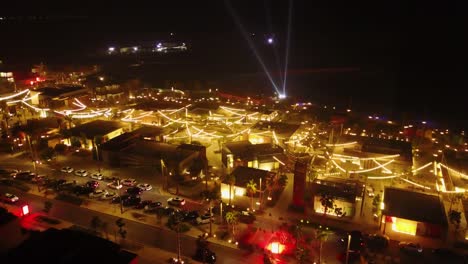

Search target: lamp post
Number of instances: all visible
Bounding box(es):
[345,234,351,264]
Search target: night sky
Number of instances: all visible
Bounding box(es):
[0,1,466,128]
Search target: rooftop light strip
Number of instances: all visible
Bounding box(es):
[0,89,30,101]
[439,163,468,179]
[325,141,357,147]
[411,162,433,173]
[400,177,431,190]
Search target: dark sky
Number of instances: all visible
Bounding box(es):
[1,1,466,128]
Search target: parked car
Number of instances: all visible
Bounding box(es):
[163,206,176,216]
[366,234,389,250]
[111,195,130,204]
[75,170,88,177]
[135,200,154,209]
[61,167,74,173]
[123,196,141,207]
[144,202,162,212]
[103,176,120,182]
[167,197,186,206]
[107,181,122,189]
[14,171,36,181]
[1,193,19,203]
[100,191,117,200]
[73,185,94,195]
[0,168,18,176]
[399,242,423,254]
[183,210,200,222]
[85,180,99,189]
[126,187,143,196]
[89,189,108,198]
[122,178,137,187]
[195,213,214,225]
[91,173,103,180]
[137,183,152,191]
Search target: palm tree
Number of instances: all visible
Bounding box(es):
[225,211,238,235]
[201,187,220,236]
[319,192,335,223]
[246,179,257,210]
[224,173,236,205]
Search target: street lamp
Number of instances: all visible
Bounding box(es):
[345,234,351,264]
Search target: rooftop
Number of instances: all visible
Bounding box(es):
[224,141,284,160]
[383,187,447,226]
[68,120,124,139]
[251,121,300,137]
[225,166,274,190]
[312,178,363,202]
[35,86,87,98]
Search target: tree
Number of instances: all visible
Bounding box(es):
[246,179,257,210]
[225,173,236,204]
[225,211,239,235]
[40,147,56,161]
[449,210,462,230]
[201,188,219,236]
[43,201,53,214]
[319,192,335,217]
[115,218,127,241]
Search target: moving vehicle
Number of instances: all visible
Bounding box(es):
[399,242,423,254]
[168,197,186,206]
[2,193,19,203]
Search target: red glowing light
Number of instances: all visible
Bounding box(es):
[267,241,285,254]
[22,205,30,216]
[30,81,34,85]
[36,77,40,81]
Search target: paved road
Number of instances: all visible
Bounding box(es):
[0,185,266,264]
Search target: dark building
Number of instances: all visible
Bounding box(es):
[1,227,137,264]
[381,187,448,238]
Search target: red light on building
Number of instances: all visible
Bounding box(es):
[267,241,285,254]
[21,205,30,216]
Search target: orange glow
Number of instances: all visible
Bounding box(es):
[267,241,285,254]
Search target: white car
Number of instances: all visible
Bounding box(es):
[137,183,153,191]
[122,178,137,187]
[61,167,74,173]
[75,170,88,177]
[399,242,423,254]
[91,173,103,180]
[107,181,123,189]
[2,193,19,203]
[89,189,108,198]
[100,191,118,200]
[195,213,214,225]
